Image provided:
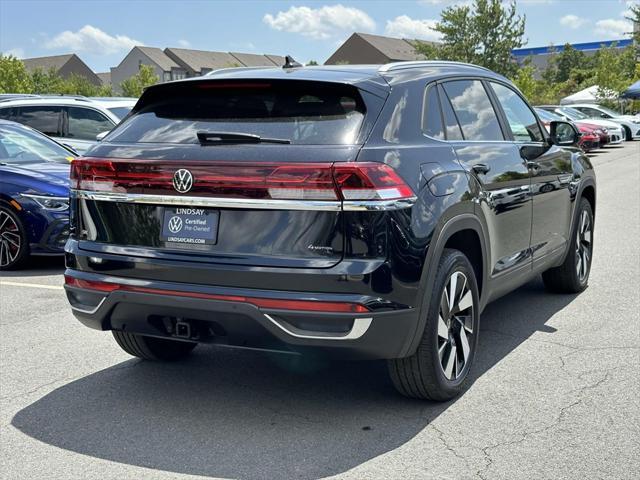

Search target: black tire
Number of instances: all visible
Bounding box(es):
[623,125,632,141]
[388,249,480,401]
[112,331,197,361]
[542,197,594,293]
[0,205,29,271]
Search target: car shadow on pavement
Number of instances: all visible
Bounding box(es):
[12,278,577,480]
[0,256,64,277]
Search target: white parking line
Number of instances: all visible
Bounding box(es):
[0,281,63,290]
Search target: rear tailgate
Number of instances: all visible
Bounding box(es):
[72,78,391,269]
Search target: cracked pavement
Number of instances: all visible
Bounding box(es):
[1,142,639,479]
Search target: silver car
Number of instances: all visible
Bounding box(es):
[0,95,136,154]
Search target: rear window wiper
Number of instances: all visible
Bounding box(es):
[197,131,291,145]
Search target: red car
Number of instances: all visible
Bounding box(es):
[576,124,600,152]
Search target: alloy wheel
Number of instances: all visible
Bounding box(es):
[576,209,592,282]
[437,271,475,380]
[0,210,22,267]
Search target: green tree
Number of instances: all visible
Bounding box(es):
[120,64,158,97]
[543,44,593,84]
[306,60,319,66]
[0,54,32,93]
[415,0,526,77]
[30,67,64,94]
[593,44,637,101]
[512,64,536,99]
[626,3,640,44]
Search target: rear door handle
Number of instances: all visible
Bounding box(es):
[471,163,490,175]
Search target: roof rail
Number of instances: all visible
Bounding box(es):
[378,61,492,73]
[0,94,92,103]
[205,66,274,76]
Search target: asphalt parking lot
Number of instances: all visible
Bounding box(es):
[1,142,639,480]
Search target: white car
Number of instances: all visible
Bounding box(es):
[539,106,626,144]
[0,95,136,154]
[570,103,640,141]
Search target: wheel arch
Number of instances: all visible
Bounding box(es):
[401,213,489,357]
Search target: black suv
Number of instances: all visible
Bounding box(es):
[64,61,595,400]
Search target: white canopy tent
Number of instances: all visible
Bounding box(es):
[560,85,618,105]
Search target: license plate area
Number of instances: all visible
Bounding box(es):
[160,207,219,246]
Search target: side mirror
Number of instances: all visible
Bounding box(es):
[550,121,579,146]
[96,131,110,142]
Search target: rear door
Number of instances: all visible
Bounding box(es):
[73,79,387,269]
[13,105,63,140]
[438,79,532,276]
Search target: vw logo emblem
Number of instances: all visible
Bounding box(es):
[172,169,193,193]
[168,216,183,234]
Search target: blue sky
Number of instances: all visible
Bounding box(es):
[0,0,636,72]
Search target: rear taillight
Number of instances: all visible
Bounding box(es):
[70,158,415,202]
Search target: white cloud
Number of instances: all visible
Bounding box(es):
[2,48,25,58]
[559,14,589,29]
[594,18,633,38]
[45,25,141,54]
[177,39,191,48]
[263,4,375,40]
[384,15,441,41]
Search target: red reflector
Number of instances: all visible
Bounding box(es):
[71,158,415,202]
[65,276,369,313]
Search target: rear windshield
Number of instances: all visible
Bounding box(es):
[108,81,367,145]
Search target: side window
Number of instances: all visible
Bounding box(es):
[442,80,503,141]
[437,84,463,140]
[491,83,544,142]
[588,107,609,118]
[422,84,445,140]
[0,107,13,120]
[15,106,62,136]
[67,107,114,141]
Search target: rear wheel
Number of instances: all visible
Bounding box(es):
[542,197,593,293]
[0,206,28,270]
[112,331,197,361]
[388,249,480,401]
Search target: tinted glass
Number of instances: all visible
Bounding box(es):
[580,107,609,118]
[0,107,13,120]
[67,107,114,140]
[108,106,132,119]
[442,80,503,141]
[535,108,562,121]
[491,83,544,142]
[109,81,366,145]
[0,125,73,164]
[558,107,588,121]
[422,85,444,139]
[15,106,61,136]
[437,84,463,140]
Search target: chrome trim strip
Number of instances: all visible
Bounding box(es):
[343,197,417,211]
[264,314,373,340]
[74,190,342,211]
[73,191,416,211]
[70,297,106,315]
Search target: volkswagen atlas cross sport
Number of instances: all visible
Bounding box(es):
[64,61,596,400]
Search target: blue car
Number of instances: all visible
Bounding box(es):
[0,120,73,269]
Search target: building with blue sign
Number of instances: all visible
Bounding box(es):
[511,39,633,75]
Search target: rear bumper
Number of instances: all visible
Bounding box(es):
[64,270,419,360]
